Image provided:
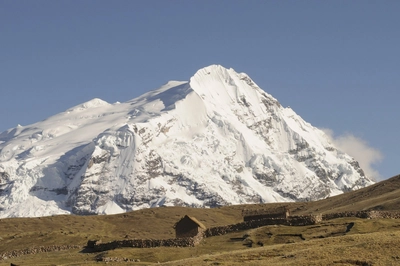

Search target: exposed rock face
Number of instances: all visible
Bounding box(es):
[0,65,374,217]
[0,172,11,204]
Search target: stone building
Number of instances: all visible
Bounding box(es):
[174,215,206,238]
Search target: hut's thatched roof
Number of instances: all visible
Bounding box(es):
[175,215,206,229]
[186,215,206,229]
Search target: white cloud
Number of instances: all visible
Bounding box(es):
[322,129,383,181]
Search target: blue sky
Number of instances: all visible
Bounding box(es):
[1,1,399,179]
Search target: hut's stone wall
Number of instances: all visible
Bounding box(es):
[192,228,205,245]
[176,227,198,238]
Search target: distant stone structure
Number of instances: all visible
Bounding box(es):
[242,206,290,221]
[174,215,206,238]
[241,206,322,226]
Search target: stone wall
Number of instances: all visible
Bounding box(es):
[88,235,201,252]
[176,227,198,238]
[322,211,400,220]
[204,218,286,237]
[0,245,81,260]
[192,229,205,245]
[287,214,323,225]
[368,211,400,219]
[323,211,369,220]
[242,207,289,221]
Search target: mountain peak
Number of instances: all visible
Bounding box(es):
[190,65,252,94]
[192,64,233,78]
[189,65,280,127]
[0,66,374,217]
[67,98,110,112]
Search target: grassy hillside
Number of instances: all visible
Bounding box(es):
[0,174,399,265]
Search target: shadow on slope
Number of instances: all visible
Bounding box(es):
[28,143,94,213]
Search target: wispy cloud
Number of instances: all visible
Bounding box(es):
[322,129,383,181]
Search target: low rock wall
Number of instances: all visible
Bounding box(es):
[323,211,400,220]
[368,211,400,219]
[287,214,323,225]
[204,219,286,237]
[323,211,369,220]
[0,245,81,260]
[89,237,199,252]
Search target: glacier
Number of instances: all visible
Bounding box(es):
[0,65,373,217]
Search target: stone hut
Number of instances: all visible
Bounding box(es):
[174,215,206,238]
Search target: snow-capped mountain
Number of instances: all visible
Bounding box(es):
[0,65,373,217]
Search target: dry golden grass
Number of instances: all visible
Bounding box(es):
[0,206,243,253]
[1,218,400,265]
[0,174,399,265]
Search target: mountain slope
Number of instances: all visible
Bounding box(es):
[292,173,400,215]
[0,65,373,217]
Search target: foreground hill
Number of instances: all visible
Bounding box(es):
[0,65,372,217]
[293,173,400,214]
[0,174,398,265]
